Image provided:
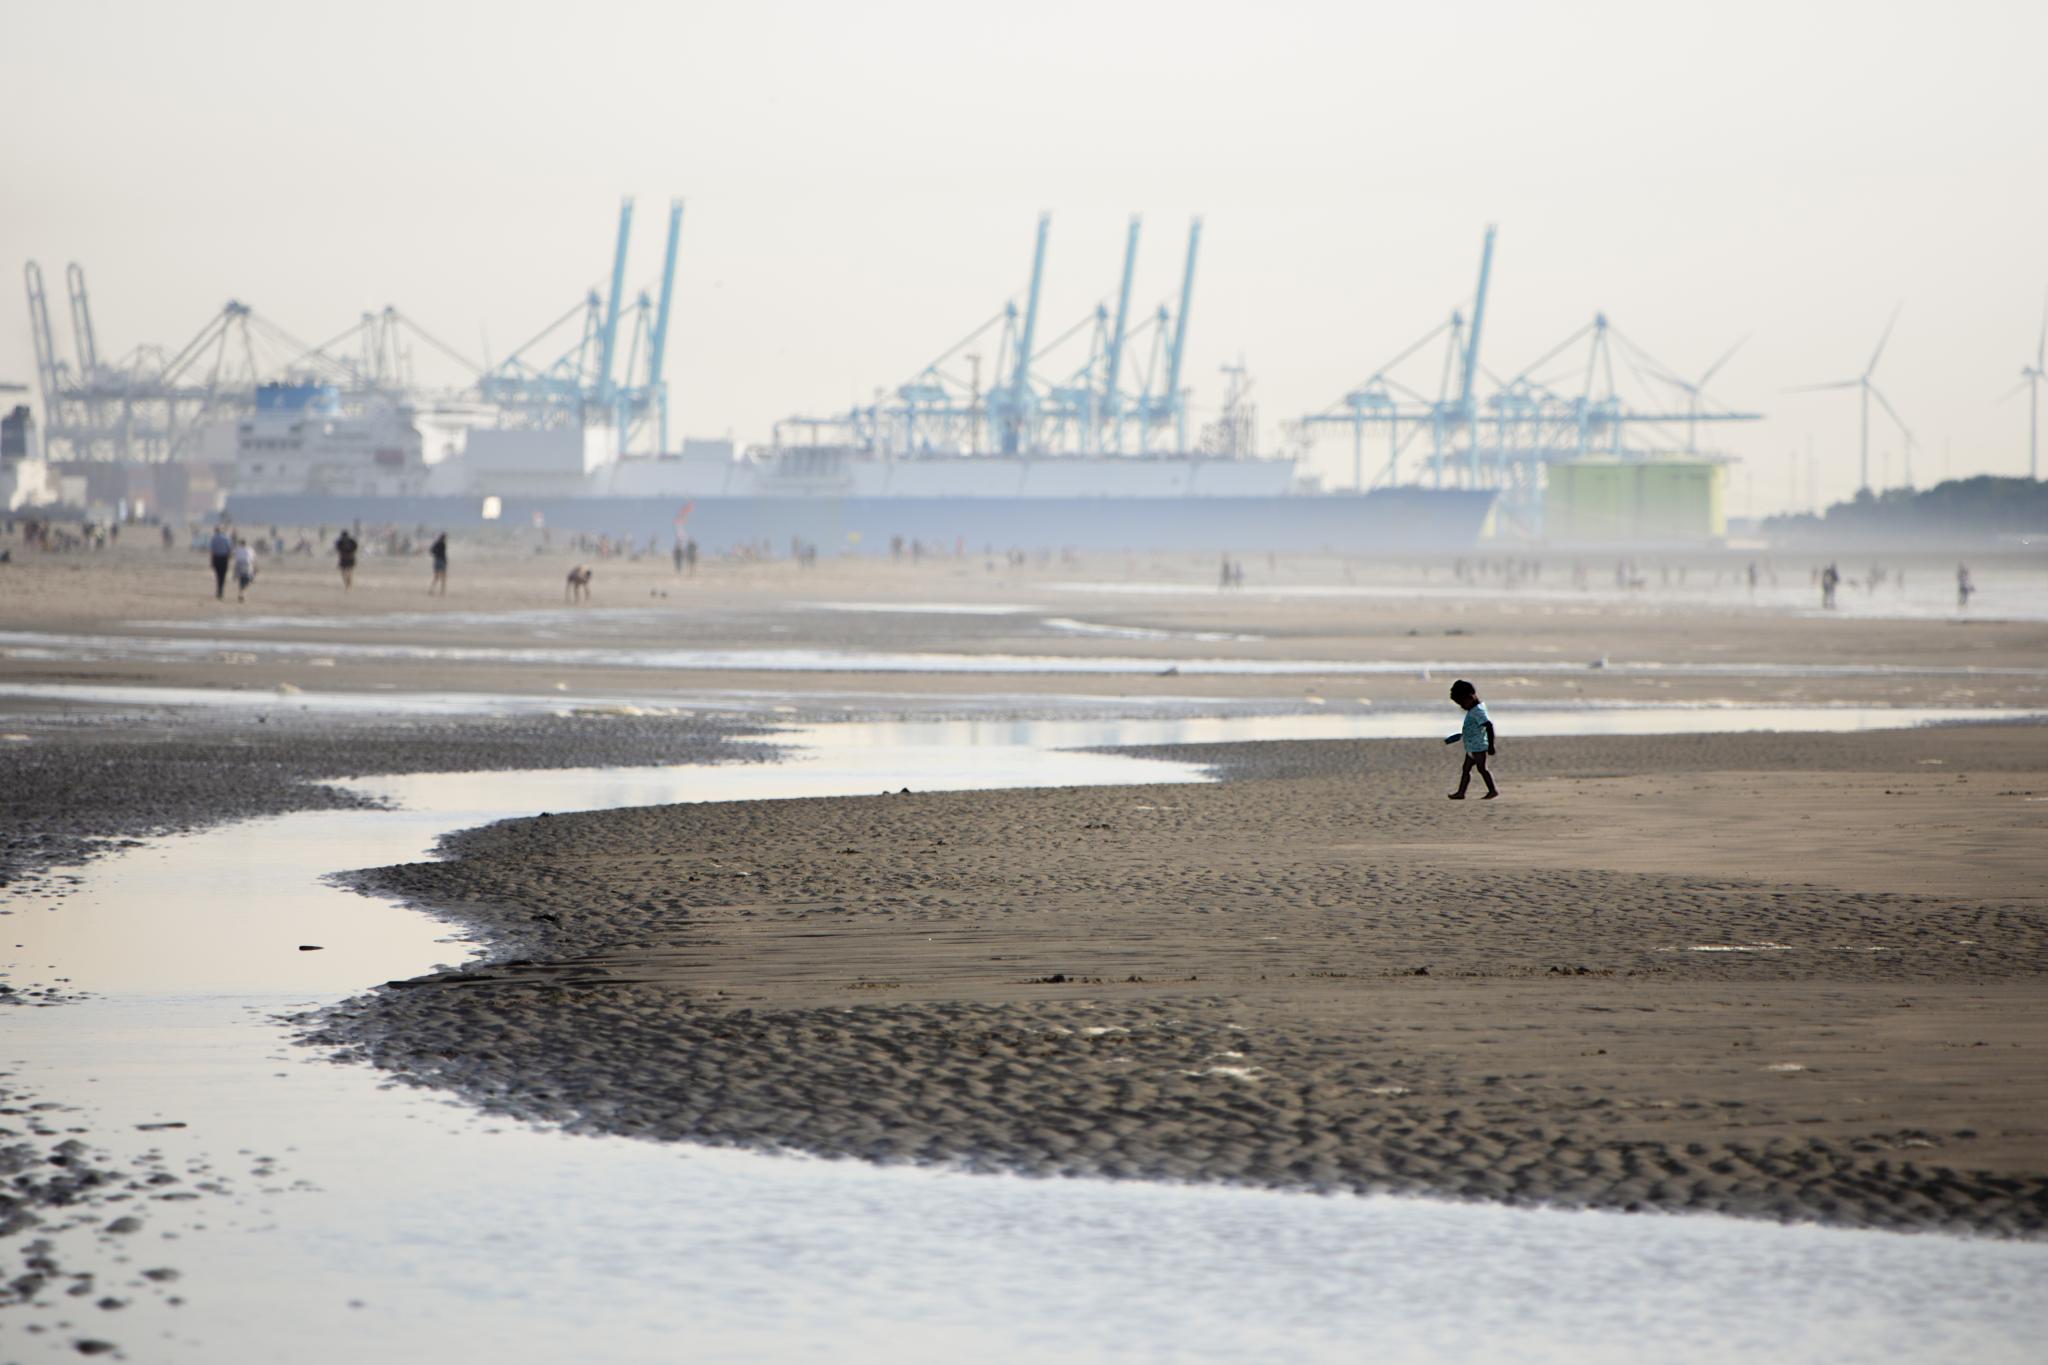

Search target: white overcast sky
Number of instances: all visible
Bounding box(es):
[3,0,2044,511]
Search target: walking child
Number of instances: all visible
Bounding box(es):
[1443,678,1499,800]
[429,532,449,595]
[232,537,258,603]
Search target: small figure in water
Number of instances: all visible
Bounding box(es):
[1443,679,1499,801]
[429,532,449,595]
[1957,564,1975,610]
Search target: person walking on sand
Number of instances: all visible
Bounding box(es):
[232,537,257,603]
[1443,678,1499,800]
[1820,562,1840,610]
[208,525,233,599]
[429,532,449,595]
[334,528,358,589]
[1957,563,1975,610]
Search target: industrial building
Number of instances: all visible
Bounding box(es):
[1543,459,1728,544]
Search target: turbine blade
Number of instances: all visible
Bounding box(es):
[2037,288,2046,369]
[1697,333,1751,389]
[1783,379,1860,393]
[1996,376,2033,402]
[1865,301,1904,378]
[1869,384,1913,443]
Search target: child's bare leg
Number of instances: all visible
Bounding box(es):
[1449,754,1474,799]
[1474,752,1499,798]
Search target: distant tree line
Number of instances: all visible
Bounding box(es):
[1764,475,2048,544]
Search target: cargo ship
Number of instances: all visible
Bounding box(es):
[225,420,1497,554]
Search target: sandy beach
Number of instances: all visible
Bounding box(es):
[309,721,2048,1236]
[3,534,2047,1360]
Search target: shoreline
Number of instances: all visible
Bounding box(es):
[0,706,778,889]
[313,725,2048,1238]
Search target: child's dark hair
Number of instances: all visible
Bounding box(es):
[1449,678,1477,699]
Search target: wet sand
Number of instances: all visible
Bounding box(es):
[323,724,2048,1237]
[4,541,2046,714]
[0,706,775,888]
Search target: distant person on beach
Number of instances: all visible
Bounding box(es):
[208,525,233,599]
[1443,679,1499,800]
[1820,562,1840,610]
[1957,564,1975,610]
[566,564,593,603]
[429,532,449,595]
[334,529,358,589]
[232,537,257,603]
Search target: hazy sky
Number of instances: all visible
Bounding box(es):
[4,0,2044,512]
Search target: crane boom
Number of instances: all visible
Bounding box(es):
[647,199,683,393]
[1011,213,1050,399]
[65,263,101,377]
[595,197,635,406]
[1458,225,1496,420]
[1102,215,1140,449]
[647,198,685,450]
[1162,217,1202,442]
[23,264,63,426]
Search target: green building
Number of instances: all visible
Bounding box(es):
[1543,459,1727,543]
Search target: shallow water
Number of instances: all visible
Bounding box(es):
[1047,567,2048,623]
[7,628,2048,678]
[771,705,2048,751]
[6,721,2047,1362]
[4,680,2037,744]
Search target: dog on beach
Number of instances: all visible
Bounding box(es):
[565,564,594,603]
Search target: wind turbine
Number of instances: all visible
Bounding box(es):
[2001,291,2046,480]
[1656,334,1749,453]
[1788,304,1911,493]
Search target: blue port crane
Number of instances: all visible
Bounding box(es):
[988,213,1051,455]
[595,198,634,407]
[477,195,685,452]
[1294,224,1762,533]
[1156,217,1202,449]
[1102,216,1140,450]
[778,213,1207,458]
[22,259,460,462]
